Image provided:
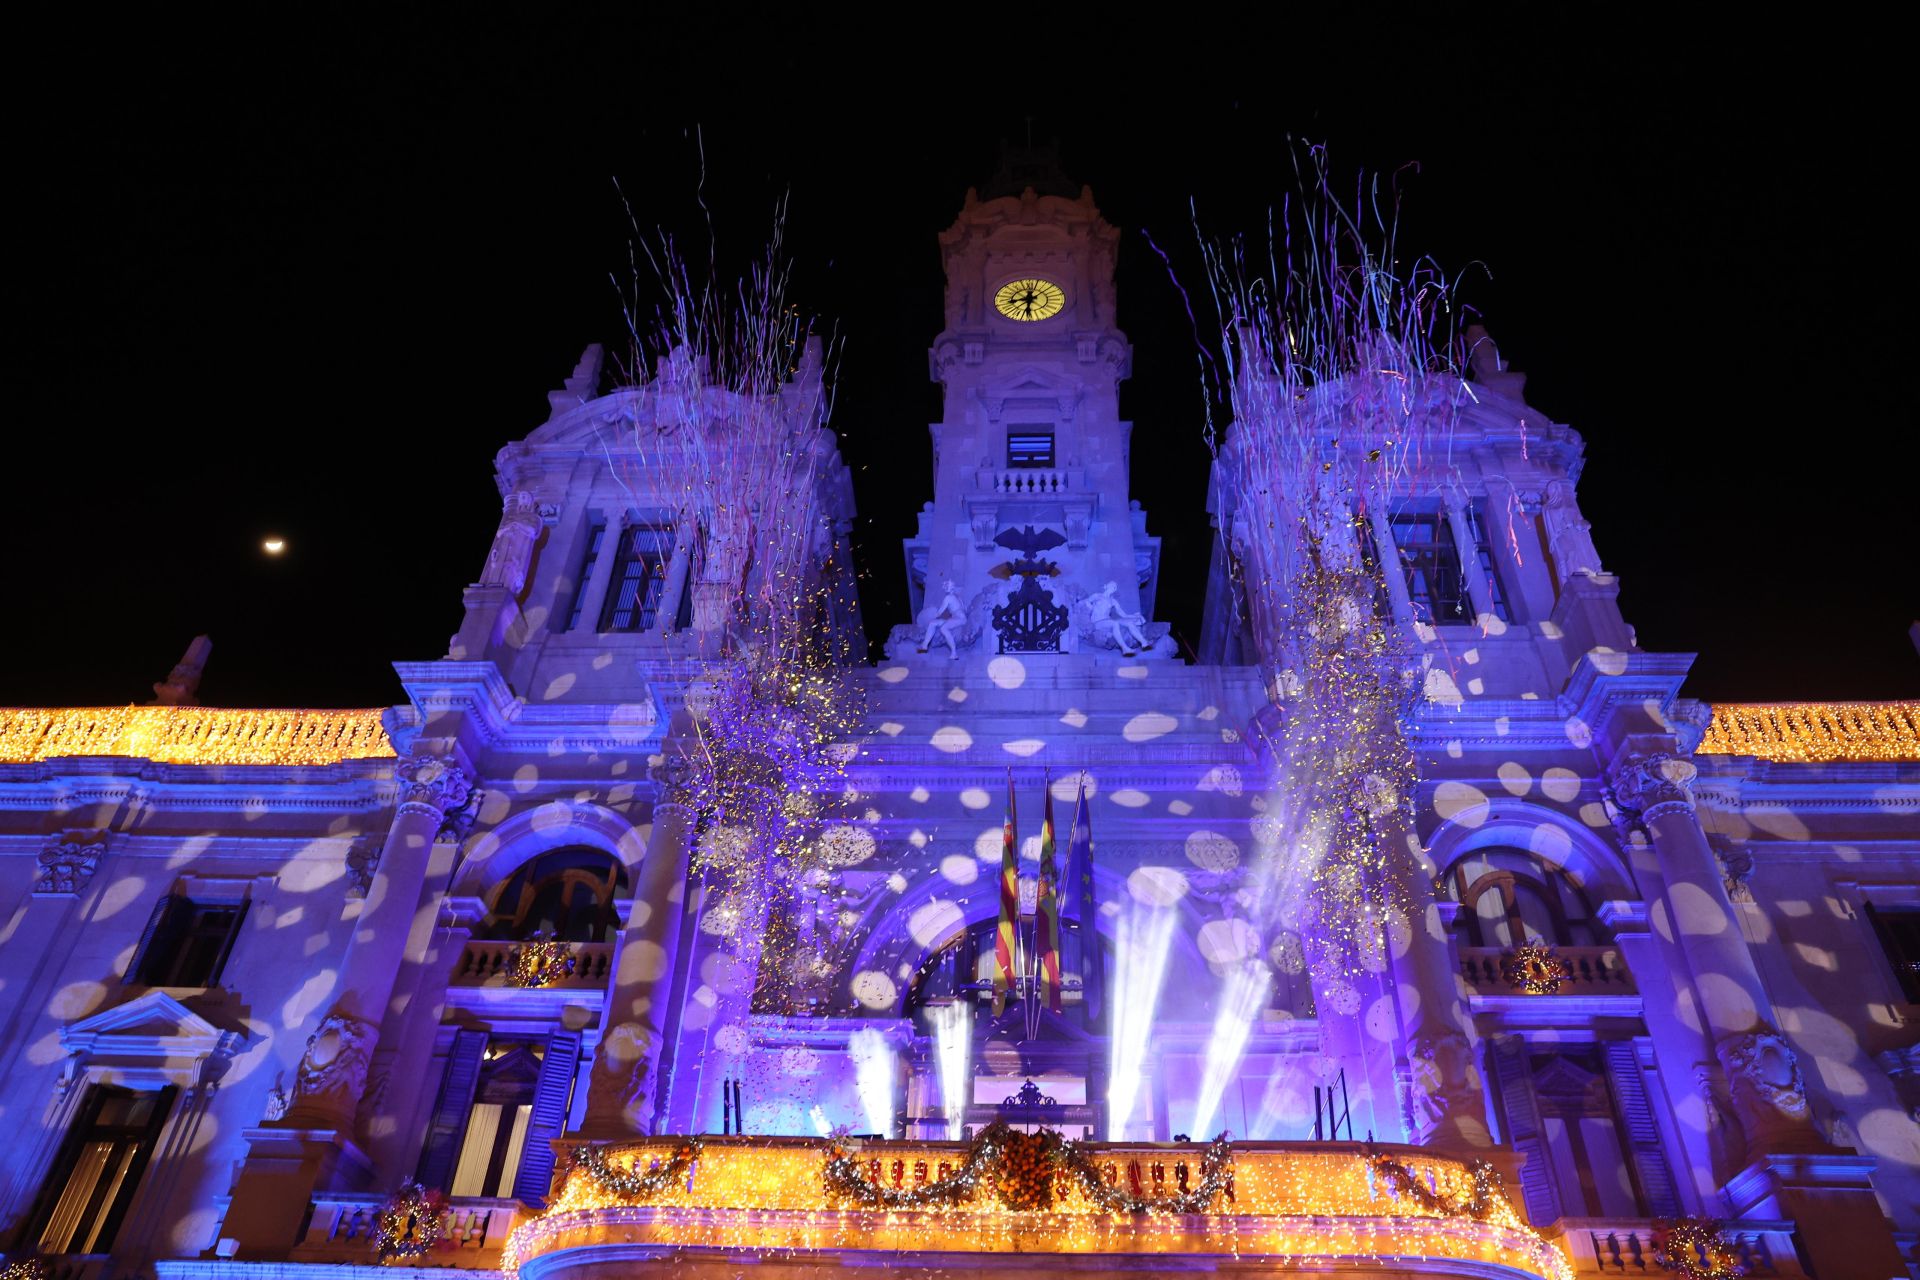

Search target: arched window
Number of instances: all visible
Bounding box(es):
[479,848,629,943]
[902,915,1114,1021]
[1440,847,1601,948]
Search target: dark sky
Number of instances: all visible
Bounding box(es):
[8,14,1914,708]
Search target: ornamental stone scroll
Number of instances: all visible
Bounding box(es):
[393,748,475,820]
[288,1012,378,1120]
[1607,753,1698,826]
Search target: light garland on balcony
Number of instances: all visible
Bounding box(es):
[504,1136,1573,1280]
[507,936,573,988]
[373,1180,449,1261]
[1654,1217,1745,1280]
[1500,944,1571,996]
[0,705,394,767]
[1697,701,1920,764]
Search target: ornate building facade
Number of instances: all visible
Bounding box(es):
[2,167,1917,1280]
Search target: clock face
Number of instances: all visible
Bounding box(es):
[994,278,1066,322]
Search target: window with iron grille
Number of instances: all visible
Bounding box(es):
[598,524,674,632]
[1006,430,1054,469]
[1866,903,1920,1002]
[125,895,248,988]
[560,521,605,632]
[24,1084,176,1254]
[1389,511,1472,623]
[1462,501,1514,622]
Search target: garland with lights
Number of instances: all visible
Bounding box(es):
[1364,1145,1504,1222]
[1499,944,1571,996]
[565,1138,706,1200]
[1,1258,52,1280]
[373,1180,449,1261]
[821,1122,1235,1214]
[508,935,572,988]
[1654,1217,1745,1280]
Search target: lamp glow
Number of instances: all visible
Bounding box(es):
[849,1028,896,1137]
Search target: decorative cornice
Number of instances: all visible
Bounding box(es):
[0,705,395,767]
[1698,701,1920,764]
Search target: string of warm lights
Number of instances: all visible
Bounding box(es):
[0,705,394,767]
[371,1180,449,1261]
[1653,1217,1746,1280]
[1499,943,1571,996]
[1697,701,1920,763]
[506,935,573,988]
[504,1136,1572,1280]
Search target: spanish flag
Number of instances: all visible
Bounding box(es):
[993,770,1020,1016]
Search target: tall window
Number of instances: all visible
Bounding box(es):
[417,1030,582,1207]
[25,1085,176,1254]
[598,524,674,632]
[1866,904,1920,1002]
[480,849,628,943]
[1389,511,1471,623]
[1440,848,1601,948]
[1006,429,1054,468]
[126,896,248,988]
[560,521,606,632]
[1462,501,1514,622]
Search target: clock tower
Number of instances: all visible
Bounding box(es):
[894,147,1167,661]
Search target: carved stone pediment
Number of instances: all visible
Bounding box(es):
[61,989,228,1061]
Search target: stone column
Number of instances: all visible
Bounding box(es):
[650,523,696,638]
[581,516,625,633]
[1389,827,1493,1149]
[1608,751,1820,1152]
[1442,494,1496,622]
[284,741,473,1130]
[582,796,695,1136]
[1365,512,1416,624]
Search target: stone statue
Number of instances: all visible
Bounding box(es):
[1086,581,1149,653]
[917,578,965,657]
[151,634,212,706]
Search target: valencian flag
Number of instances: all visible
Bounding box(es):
[1035,775,1064,1013]
[1062,775,1103,1026]
[993,770,1020,1016]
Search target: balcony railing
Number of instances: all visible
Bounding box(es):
[976,467,1081,496]
[1550,1217,1803,1277]
[1458,945,1635,997]
[293,1192,520,1265]
[449,939,613,988]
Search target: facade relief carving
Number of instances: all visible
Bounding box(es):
[1607,753,1698,826]
[290,1012,378,1117]
[35,829,109,896]
[1718,1030,1811,1131]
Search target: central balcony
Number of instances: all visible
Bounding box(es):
[450,940,613,989]
[508,1136,1570,1280]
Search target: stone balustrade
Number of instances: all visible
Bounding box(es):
[1457,945,1635,996]
[450,939,614,988]
[1549,1217,1803,1277]
[977,467,1080,496]
[291,1192,520,1264]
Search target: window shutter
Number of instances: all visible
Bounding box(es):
[1488,1036,1561,1225]
[126,895,194,985]
[512,1031,582,1207]
[416,1029,489,1191]
[1602,1041,1680,1216]
[208,898,252,988]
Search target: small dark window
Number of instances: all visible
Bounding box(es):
[1389,511,1471,623]
[1866,904,1920,1002]
[1007,430,1054,469]
[560,521,606,632]
[598,524,674,632]
[24,1084,176,1254]
[127,896,248,988]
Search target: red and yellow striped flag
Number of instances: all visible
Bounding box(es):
[993,771,1020,1016]
[1035,776,1063,1013]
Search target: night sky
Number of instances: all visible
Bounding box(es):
[9,15,1913,708]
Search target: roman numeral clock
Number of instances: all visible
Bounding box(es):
[993,277,1066,322]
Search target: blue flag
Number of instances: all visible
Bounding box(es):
[1063,776,1104,1027]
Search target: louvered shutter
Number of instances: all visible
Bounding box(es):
[416,1029,488,1190]
[512,1031,582,1207]
[126,895,194,985]
[1488,1036,1561,1225]
[208,898,252,987]
[1602,1041,1680,1216]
